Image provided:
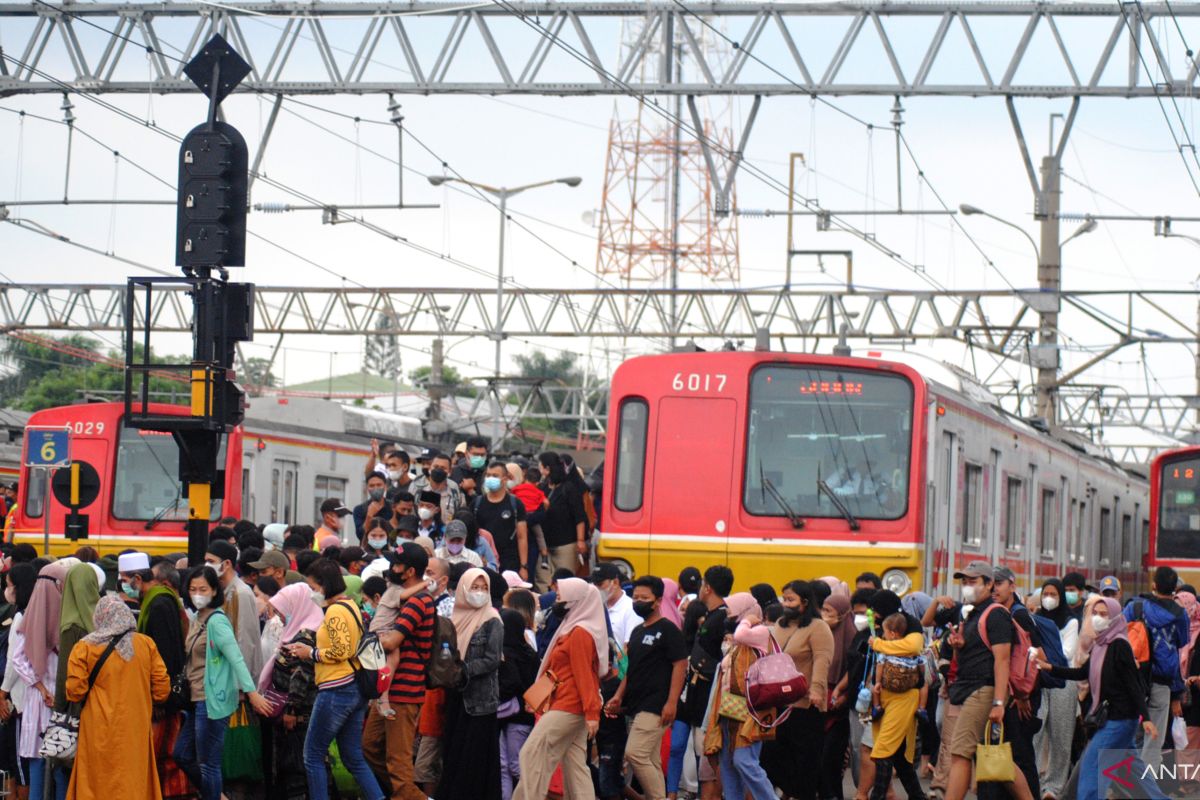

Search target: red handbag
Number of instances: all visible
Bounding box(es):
[746,637,809,719]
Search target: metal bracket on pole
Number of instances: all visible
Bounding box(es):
[687,94,761,217]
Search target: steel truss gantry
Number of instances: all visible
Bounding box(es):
[3,1,1200,98]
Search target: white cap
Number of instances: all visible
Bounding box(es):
[501,569,532,590]
[118,552,150,573]
[361,557,391,583]
[262,523,287,548]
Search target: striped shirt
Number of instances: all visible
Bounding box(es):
[390,592,435,704]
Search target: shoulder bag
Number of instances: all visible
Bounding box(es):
[523,668,559,715]
[975,722,1016,783]
[39,631,127,760]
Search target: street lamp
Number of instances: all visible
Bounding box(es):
[959,204,1097,256]
[427,173,581,441]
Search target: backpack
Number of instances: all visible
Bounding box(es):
[1030,614,1067,690]
[337,602,387,700]
[426,611,463,690]
[1130,599,1183,681]
[1127,600,1152,666]
[977,604,1038,699]
[472,493,522,520]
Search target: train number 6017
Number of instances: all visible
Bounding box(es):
[671,373,727,392]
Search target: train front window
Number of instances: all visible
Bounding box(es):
[744,365,914,522]
[1158,456,1200,559]
[112,426,224,522]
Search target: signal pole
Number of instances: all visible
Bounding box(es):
[124,34,255,566]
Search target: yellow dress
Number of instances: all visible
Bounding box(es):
[870,631,925,762]
[64,633,171,800]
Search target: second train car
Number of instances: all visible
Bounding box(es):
[598,348,1149,595]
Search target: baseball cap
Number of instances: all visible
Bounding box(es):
[589,563,621,584]
[1099,575,1122,594]
[418,447,436,462]
[953,560,994,581]
[319,499,351,516]
[502,569,532,590]
[444,520,468,541]
[390,541,429,572]
[993,566,1016,584]
[248,550,290,572]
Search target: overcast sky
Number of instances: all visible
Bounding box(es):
[3,4,1200,424]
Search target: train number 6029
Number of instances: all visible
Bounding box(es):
[671,373,727,392]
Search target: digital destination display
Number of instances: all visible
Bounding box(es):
[796,381,864,395]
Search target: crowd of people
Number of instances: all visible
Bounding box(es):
[1,440,1200,800]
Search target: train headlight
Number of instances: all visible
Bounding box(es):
[882,569,912,596]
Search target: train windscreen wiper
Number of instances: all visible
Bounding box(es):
[759,462,804,529]
[817,478,861,531]
[145,494,182,531]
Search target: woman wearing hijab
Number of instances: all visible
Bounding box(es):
[0,564,37,792]
[259,583,324,800]
[498,608,538,800]
[819,576,851,599]
[513,578,607,800]
[1176,591,1200,790]
[866,591,927,800]
[818,593,858,799]
[1033,578,1080,800]
[1036,597,1168,800]
[701,592,776,800]
[54,564,101,709]
[762,580,834,800]
[65,596,170,800]
[12,561,68,800]
[437,567,503,800]
[660,578,684,630]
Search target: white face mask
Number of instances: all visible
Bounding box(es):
[1041,596,1060,612]
[418,507,435,522]
[1092,615,1111,632]
[311,591,326,606]
[191,594,211,610]
[853,613,869,631]
[961,584,979,604]
[387,469,402,481]
[466,591,490,609]
[426,578,439,594]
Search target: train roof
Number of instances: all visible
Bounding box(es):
[243,396,425,447]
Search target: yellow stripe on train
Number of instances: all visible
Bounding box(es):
[10,530,187,558]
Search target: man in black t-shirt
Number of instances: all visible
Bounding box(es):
[605,575,687,800]
[472,461,529,578]
[945,560,1034,800]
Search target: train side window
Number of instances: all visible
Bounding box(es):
[1004,477,1024,551]
[1040,488,1057,558]
[961,464,982,546]
[1121,514,1133,567]
[1076,501,1087,564]
[614,399,649,512]
[314,475,347,525]
[24,473,45,518]
[1099,507,1113,566]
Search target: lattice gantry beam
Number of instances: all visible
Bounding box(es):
[4,284,1198,351]
[4,2,1200,97]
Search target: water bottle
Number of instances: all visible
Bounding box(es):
[439,642,452,662]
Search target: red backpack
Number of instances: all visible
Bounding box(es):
[977,604,1038,699]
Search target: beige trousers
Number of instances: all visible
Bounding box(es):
[625,711,667,800]
[512,710,594,800]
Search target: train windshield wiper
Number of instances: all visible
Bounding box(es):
[145,494,182,530]
[759,462,804,529]
[817,478,861,531]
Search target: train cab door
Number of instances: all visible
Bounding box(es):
[930,430,957,594]
[648,396,737,577]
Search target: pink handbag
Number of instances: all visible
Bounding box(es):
[746,637,809,725]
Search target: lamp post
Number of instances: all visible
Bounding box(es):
[427,174,581,440]
[959,204,1096,422]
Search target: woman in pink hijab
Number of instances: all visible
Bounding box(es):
[1176,592,1200,773]
[513,578,607,800]
[660,578,684,629]
[259,583,326,691]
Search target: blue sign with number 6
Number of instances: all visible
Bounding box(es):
[25,428,71,468]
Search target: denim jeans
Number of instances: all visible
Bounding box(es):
[666,719,696,793]
[173,701,229,800]
[25,757,67,800]
[304,683,384,800]
[718,720,775,800]
[1079,717,1169,800]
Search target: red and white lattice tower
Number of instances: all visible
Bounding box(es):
[595,20,740,284]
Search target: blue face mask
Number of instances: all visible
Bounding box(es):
[368,537,387,550]
[483,476,503,493]
[469,455,487,470]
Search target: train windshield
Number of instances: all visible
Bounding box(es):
[1158,455,1200,559]
[744,365,914,522]
[112,426,224,522]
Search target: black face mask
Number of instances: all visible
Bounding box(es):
[632,600,655,619]
[430,468,448,484]
[551,601,568,618]
[387,569,408,585]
